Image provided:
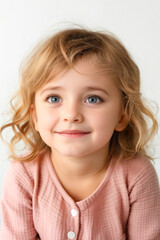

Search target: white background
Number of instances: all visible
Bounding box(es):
[0,0,160,212]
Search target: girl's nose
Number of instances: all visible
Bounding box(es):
[63,107,83,123]
[63,112,83,123]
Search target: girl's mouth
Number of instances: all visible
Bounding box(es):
[54,130,91,138]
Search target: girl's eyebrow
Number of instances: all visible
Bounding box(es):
[40,86,109,96]
[40,86,63,95]
[85,87,110,96]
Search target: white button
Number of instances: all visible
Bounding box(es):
[71,209,78,217]
[67,231,76,239]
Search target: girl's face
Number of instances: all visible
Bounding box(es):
[32,58,126,158]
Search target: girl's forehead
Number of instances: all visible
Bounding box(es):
[47,57,111,83]
[46,64,107,87]
[36,56,118,94]
[36,60,122,99]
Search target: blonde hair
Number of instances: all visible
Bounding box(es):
[0,28,158,161]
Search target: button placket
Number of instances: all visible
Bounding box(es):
[66,206,79,239]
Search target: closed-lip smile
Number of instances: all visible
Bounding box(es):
[54,130,91,137]
[56,130,90,134]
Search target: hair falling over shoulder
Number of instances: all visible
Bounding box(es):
[0,27,158,162]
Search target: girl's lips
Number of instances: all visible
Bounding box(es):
[56,130,90,134]
[55,130,91,138]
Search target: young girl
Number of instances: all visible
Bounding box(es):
[0,28,160,240]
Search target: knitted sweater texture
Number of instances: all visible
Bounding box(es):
[0,151,160,240]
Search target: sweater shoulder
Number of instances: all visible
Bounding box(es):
[3,151,50,192]
[114,156,159,188]
[117,156,155,175]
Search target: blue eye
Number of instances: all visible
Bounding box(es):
[47,96,61,103]
[86,96,102,104]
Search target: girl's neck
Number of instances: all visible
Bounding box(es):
[50,147,110,201]
[50,146,109,180]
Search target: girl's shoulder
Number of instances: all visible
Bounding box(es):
[114,155,159,187]
[116,155,155,172]
[3,150,50,188]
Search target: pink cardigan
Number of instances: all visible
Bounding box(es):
[0,151,160,240]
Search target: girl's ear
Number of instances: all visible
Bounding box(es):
[115,113,128,132]
[30,104,39,132]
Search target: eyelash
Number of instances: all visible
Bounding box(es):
[46,95,104,104]
[85,95,104,104]
[47,95,61,103]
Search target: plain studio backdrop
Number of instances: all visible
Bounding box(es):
[0,0,160,223]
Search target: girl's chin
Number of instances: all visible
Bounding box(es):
[51,148,92,158]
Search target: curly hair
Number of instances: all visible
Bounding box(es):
[0,28,158,161]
